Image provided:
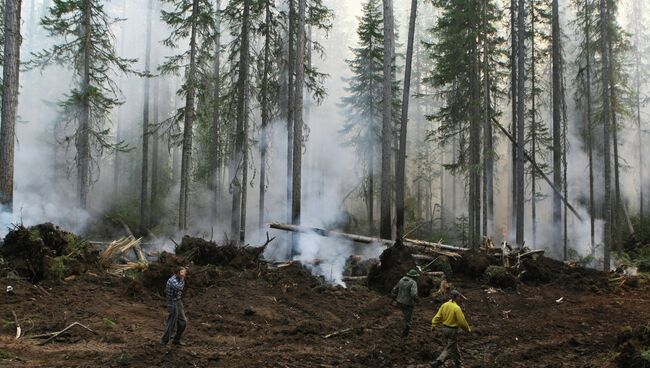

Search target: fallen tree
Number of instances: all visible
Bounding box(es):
[268,223,465,258]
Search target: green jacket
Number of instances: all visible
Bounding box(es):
[391,276,418,306]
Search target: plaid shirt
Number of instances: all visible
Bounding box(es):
[166,275,185,308]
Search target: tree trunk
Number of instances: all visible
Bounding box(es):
[585,0,595,256]
[178,0,200,231]
[552,0,562,248]
[287,0,295,227]
[113,0,127,201]
[0,0,22,213]
[482,0,493,238]
[368,150,375,233]
[609,30,622,255]
[530,3,537,247]
[515,0,526,246]
[292,0,305,229]
[396,0,418,238]
[469,31,481,248]
[510,0,518,237]
[230,0,251,245]
[380,0,395,240]
[140,0,154,234]
[259,0,271,230]
[211,0,222,226]
[150,74,160,227]
[78,0,92,210]
[599,0,612,271]
[633,0,644,222]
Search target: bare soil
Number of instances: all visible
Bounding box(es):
[1,256,649,367]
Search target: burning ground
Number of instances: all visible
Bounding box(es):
[0,224,649,367]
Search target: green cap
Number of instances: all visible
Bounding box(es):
[406,269,419,278]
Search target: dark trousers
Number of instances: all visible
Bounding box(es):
[161,299,187,344]
[399,303,414,337]
[435,326,461,367]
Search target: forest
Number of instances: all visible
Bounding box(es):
[1,0,650,367]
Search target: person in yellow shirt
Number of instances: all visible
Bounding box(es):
[430,290,470,368]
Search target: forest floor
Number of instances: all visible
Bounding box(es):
[1,251,650,368]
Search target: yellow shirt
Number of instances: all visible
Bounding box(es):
[431,300,470,332]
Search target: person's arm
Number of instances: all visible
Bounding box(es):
[391,282,399,297]
[431,305,444,330]
[455,307,471,332]
[169,277,185,291]
[410,281,419,303]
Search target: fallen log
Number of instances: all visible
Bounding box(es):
[269,223,465,257]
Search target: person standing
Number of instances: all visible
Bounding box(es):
[161,266,188,346]
[430,290,471,368]
[391,269,420,338]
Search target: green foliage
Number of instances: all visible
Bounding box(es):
[46,256,68,280]
[29,0,141,178]
[567,248,596,267]
[103,318,117,328]
[483,265,517,289]
[0,349,14,360]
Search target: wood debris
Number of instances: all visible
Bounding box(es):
[99,236,148,274]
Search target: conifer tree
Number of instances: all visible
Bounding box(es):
[31,0,140,209]
[159,0,216,230]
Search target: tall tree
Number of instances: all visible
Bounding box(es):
[0,0,20,214]
[395,0,417,238]
[286,0,295,225]
[380,0,394,240]
[630,0,649,221]
[292,0,305,229]
[226,0,252,244]
[210,0,222,227]
[160,0,215,230]
[140,0,155,234]
[340,0,384,234]
[572,0,596,254]
[552,0,562,244]
[599,0,611,270]
[32,0,138,209]
[516,0,526,246]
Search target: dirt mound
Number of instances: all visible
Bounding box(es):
[366,243,433,297]
[519,256,610,291]
[614,325,650,368]
[483,265,517,289]
[140,252,190,295]
[175,236,264,269]
[0,223,95,283]
[367,243,415,294]
[451,250,496,277]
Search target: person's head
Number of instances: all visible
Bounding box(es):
[450,289,462,301]
[176,266,188,278]
[406,269,419,278]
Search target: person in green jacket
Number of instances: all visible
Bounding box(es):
[391,269,420,338]
[430,289,471,368]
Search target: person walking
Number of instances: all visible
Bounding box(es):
[161,266,188,346]
[391,269,420,338]
[430,289,470,368]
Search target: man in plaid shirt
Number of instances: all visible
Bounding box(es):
[161,266,188,346]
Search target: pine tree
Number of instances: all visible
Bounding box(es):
[340,0,385,234]
[159,0,216,230]
[31,0,139,210]
[140,0,155,234]
[629,0,650,221]
[0,0,20,213]
[525,0,552,247]
[395,0,418,238]
[425,0,504,247]
[380,0,394,240]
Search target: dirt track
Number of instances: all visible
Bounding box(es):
[1,261,649,368]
